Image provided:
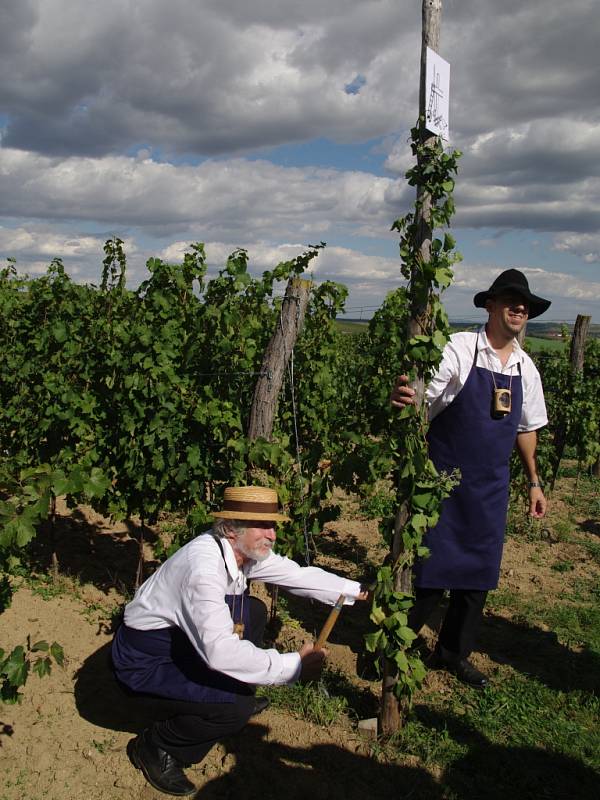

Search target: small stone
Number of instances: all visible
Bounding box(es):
[357,717,378,739]
[114,775,136,789]
[221,753,236,771]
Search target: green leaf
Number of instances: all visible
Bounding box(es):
[32,656,52,678]
[394,650,409,673]
[14,518,37,548]
[83,468,110,498]
[364,630,384,653]
[411,512,428,532]
[398,626,418,644]
[3,646,28,687]
[370,605,387,626]
[50,642,65,666]
[31,641,49,652]
[51,321,68,342]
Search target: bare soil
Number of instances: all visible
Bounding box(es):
[1,490,598,799]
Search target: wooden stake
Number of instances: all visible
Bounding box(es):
[247,277,312,443]
[382,0,444,737]
[551,314,591,488]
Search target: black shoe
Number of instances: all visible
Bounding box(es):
[451,659,488,688]
[434,647,488,688]
[251,696,270,716]
[127,729,196,796]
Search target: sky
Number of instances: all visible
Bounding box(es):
[1,0,599,322]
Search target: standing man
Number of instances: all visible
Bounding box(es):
[391,269,550,688]
[112,485,366,796]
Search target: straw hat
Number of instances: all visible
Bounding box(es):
[211,486,290,522]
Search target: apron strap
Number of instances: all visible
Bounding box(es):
[472,333,479,369]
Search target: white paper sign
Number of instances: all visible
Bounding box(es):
[425,47,450,140]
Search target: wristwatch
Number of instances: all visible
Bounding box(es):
[529,481,542,489]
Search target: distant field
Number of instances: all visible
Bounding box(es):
[335,320,369,334]
[525,336,566,352]
[337,322,569,353]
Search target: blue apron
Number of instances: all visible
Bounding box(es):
[413,344,522,590]
[111,593,254,704]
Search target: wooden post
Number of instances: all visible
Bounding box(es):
[380,0,444,735]
[247,278,312,443]
[551,314,591,488]
[246,277,312,619]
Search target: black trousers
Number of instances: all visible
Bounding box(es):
[145,596,268,764]
[408,587,488,660]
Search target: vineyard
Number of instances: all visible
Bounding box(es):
[1,233,599,797]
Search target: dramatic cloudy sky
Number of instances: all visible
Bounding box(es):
[1,0,599,321]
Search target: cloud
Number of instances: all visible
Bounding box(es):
[0,147,410,242]
[553,232,600,264]
[0,0,418,157]
[1,1,599,322]
[0,224,110,258]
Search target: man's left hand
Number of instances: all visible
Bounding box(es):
[529,486,547,518]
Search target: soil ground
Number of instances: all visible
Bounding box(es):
[1,483,598,800]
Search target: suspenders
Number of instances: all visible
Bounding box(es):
[211,534,245,639]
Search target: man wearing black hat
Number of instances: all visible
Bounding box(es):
[391,269,550,687]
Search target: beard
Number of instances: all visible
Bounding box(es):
[236,537,273,562]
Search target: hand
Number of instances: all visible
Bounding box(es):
[298,642,327,682]
[529,486,547,518]
[390,374,415,408]
[357,583,372,601]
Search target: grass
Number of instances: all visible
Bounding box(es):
[525,335,566,352]
[378,473,600,798]
[334,320,369,335]
[258,671,351,727]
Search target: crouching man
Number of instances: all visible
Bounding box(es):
[112,485,366,796]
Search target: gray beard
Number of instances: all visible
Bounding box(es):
[236,539,272,563]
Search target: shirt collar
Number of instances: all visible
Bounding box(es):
[478,325,524,365]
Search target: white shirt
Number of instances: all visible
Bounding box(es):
[426,327,548,432]
[124,531,361,687]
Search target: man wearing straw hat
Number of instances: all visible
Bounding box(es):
[391,269,550,689]
[112,485,366,796]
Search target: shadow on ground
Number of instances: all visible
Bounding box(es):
[75,641,598,800]
[412,708,599,800]
[480,610,600,694]
[29,510,160,593]
[195,722,442,800]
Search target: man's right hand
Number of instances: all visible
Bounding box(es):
[298,642,327,682]
[390,374,416,408]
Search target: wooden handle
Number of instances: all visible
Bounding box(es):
[314,594,345,650]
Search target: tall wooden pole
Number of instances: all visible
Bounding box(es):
[380,0,444,734]
[551,314,591,488]
[247,278,312,443]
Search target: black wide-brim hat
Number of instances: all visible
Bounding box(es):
[473,268,551,319]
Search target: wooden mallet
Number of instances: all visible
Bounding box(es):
[314,594,346,650]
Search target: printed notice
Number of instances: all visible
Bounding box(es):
[425,47,450,140]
